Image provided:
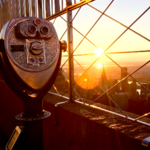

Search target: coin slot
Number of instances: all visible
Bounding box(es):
[30,42,43,55]
[11,45,24,52]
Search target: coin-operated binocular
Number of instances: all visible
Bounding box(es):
[0,17,67,150]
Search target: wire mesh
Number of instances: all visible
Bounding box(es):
[49,0,150,125]
[0,0,150,125]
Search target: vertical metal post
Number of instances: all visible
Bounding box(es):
[32,0,35,17]
[28,0,32,17]
[22,0,26,17]
[55,0,60,13]
[14,0,16,17]
[10,0,13,18]
[35,0,39,18]
[51,0,53,15]
[18,0,21,17]
[46,0,50,17]
[38,0,42,18]
[66,0,74,102]
[42,0,46,19]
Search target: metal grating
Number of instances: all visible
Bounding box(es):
[47,0,150,125]
[0,0,150,125]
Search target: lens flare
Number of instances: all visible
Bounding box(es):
[75,73,101,89]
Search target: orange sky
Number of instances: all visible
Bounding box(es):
[52,0,150,65]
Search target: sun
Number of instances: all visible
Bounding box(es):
[97,62,102,68]
[94,48,104,57]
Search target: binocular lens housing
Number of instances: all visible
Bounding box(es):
[40,27,49,35]
[0,17,61,100]
[28,25,36,34]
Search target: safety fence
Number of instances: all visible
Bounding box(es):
[0,0,83,30]
[47,0,150,126]
[0,0,150,126]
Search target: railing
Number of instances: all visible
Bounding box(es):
[0,0,150,126]
[0,0,84,30]
[47,0,150,126]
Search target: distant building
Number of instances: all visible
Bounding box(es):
[100,65,108,92]
[121,67,128,92]
[112,79,120,93]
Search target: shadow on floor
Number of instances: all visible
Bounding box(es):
[0,128,8,150]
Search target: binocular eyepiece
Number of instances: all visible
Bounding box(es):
[0,17,66,101]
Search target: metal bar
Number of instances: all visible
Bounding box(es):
[42,0,46,18]
[73,88,82,101]
[23,0,26,17]
[55,0,60,13]
[59,88,69,98]
[73,58,128,117]
[48,91,69,100]
[49,0,51,16]
[53,85,60,95]
[18,0,21,17]
[74,7,150,84]
[104,7,150,53]
[107,50,150,54]
[10,0,13,18]
[49,92,150,127]
[61,50,150,57]
[73,27,98,48]
[64,0,114,92]
[32,0,35,17]
[51,0,53,15]
[87,4,150,42]
[60,69,82,100]
[46,0,50,17]
[28,0,32,17]
[46,0,94,20]
[62,53,95,57]
[15,0,19,17]
[59,6,82,68]
[105,54,150,93]
[60,59,68,69]
[60,29,67,40]
[73,0,114,53]
[38,0,42,18]
[56,69,82,100]
[14,0,17,17]
[60,16,98,49]
[59,6,81,41]
[52,18,57,24]
[61,0,63,10]
[35,0,39,17]
[42,0,44,18]
[71,6,81,22]
[1,0,4,28]
[135,112,150,121]
[65,50,150,116]
[67,0,74,102]
[44,0,46,18]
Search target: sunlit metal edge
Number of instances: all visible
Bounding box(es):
[45,0,95,20]
[48,92,150,127]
